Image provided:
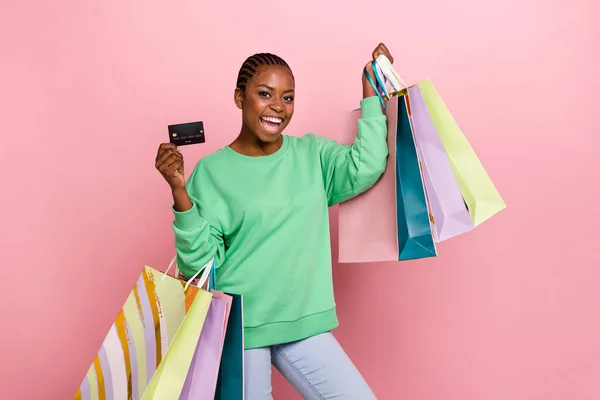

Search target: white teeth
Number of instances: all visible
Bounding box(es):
[262,116,283,124]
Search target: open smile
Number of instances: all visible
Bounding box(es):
[259,116,284,134]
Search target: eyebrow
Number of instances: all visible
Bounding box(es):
[257,84,295,94]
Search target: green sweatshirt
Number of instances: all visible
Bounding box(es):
[173,96,388,349]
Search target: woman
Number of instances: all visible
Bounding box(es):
[155,43,393,399]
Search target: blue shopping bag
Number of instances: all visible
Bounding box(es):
[213,293,244,399]
[394,95,437,260]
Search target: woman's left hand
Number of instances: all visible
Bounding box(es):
[365,43,394,72]
[362,43,394,99]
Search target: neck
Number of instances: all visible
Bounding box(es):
[230,125,283,156]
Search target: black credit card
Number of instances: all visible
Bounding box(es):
[168,121,205,146]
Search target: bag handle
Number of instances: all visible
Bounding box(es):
[375,54,408,93]
[364,62,387,108]
[161,255,215,291]
[363,55,409,109]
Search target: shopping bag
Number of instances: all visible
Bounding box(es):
[338,55,505,263]
[416,79,506,225]
[180,296,228,400]
[407,85,476,241]
[73,261,213,400]
[173,259,244,399]
[210,291,233,352]
[395,94,437,259]
[165,258,232,400]
[338,95,436,262]
[377,57,505,226]
[337,105,399,263]
[214,293,245,400]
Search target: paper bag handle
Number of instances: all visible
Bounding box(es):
[375,54,408,93]
[161,255,214,291]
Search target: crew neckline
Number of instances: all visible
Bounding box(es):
[224,135,290,163]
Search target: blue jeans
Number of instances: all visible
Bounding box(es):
[244,332,377,399]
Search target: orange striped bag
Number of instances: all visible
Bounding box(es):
[73,260,214,400]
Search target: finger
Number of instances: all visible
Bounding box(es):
[156,153,181,171]
[166,160,183,177]
[161,153,183,171]
[373,42,384,59]
[155,151,175,169]
[169,157,184,173]
[374,43,393,63]
[155,148,182,168]
[372,48,380,60]
[164,160,183,178]
[379,43,393,63]
[157,143,176,156]
[155,143,178,161]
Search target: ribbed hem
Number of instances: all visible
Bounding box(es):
[360,95,384,118]
[172,202,205,231]
[243,307,339,349]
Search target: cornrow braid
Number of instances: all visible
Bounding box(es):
[236,53,293,92]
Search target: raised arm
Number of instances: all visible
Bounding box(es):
[319,43,394,206]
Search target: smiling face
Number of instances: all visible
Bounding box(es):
[234,65,295,144]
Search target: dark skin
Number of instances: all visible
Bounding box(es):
[229,64,295,157]
[155,43,394,212]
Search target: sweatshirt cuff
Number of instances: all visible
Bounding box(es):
[360,96,384,119]
[173,202,205,231]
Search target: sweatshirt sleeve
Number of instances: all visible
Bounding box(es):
[171,161,225,279]
[318,95,388,206]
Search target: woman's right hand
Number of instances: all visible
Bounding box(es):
[155,143,186,191]
[156,143,194,212]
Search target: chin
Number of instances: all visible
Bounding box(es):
[255,122,287,143]
[257,132,282,143]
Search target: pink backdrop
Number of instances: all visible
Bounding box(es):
[1,0,599,398]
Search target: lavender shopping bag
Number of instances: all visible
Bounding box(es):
[180,296,228,400]
[407,86,475,241]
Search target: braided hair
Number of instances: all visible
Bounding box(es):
[236,53,294,93]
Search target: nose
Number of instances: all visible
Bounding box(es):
[269,97,284,112]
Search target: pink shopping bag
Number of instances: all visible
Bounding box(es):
[338,104,400,263]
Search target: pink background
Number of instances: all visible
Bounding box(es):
[1,0,599,398]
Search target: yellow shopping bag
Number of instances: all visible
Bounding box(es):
[417,79,506,226]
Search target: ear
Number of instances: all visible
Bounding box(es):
[234,88,244,110]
